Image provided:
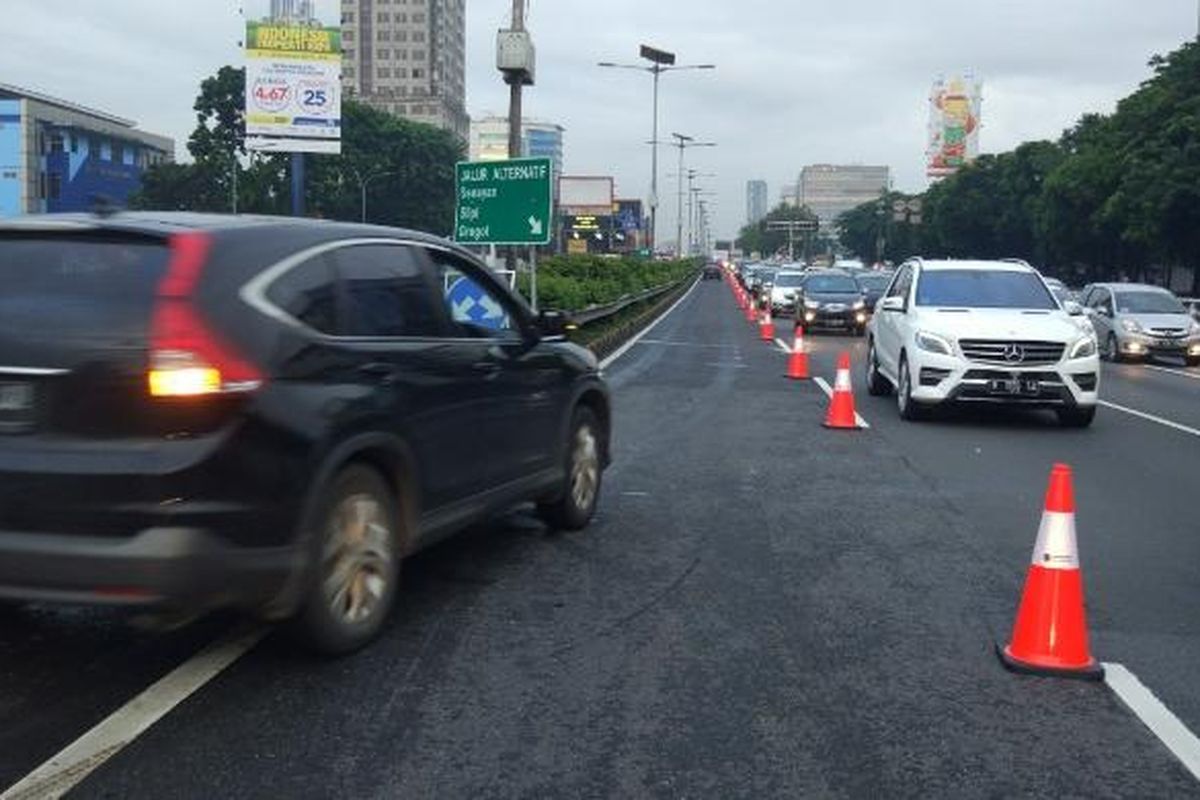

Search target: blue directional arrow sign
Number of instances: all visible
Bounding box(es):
[446,276,509,331]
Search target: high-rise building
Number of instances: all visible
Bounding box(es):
[798,164,889,231]
[469,116,564,177]
[340,0,469,141]
[746,179,767,225]
[780,184,798,208]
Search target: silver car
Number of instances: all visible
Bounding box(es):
[1081,283,1200,366]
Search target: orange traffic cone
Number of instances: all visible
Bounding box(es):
[759,308,775,342]
[997,464,1103,680]
[786,327,810,380]
[823,352,860,429]
[745,296,757,323]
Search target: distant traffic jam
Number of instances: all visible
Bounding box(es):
[725,255,1200,426]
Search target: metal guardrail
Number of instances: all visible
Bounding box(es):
[570,278,691,326]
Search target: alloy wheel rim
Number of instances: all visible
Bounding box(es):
[322,493,393,625]
[570,425,600,511]
[1107,335,1117,360]
[898,363,909,413]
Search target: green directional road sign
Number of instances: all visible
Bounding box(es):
[454,157,553,246]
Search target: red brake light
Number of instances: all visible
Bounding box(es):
[148,232,263,397]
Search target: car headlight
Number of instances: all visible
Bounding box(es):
[1068,336,1097,359]
[1121,318,1143,334]
[804,299,821,310]
[1189,320,1200,335]
[852,299,866,310]
[915,330,953,355]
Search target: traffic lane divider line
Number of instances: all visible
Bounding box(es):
[1098,400,1200,438]
[813,376,871,429]
[1104,662,1200,783]
[599,277,701,371]
[0,625,266,800]
[1140,364,1200,382]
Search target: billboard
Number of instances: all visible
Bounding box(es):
[559,176,614,216]
[927,75,981,178]
[244,0,342,154]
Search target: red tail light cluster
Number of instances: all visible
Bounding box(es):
[148,232,263,397]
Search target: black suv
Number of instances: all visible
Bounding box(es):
[0,213,611,653]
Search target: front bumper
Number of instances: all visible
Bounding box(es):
[907,350,1100,409]
[799,307,869,330]
[0,526,300,611]
[1118,333,1200,359]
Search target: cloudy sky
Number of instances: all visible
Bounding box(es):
[1,1,1194,239]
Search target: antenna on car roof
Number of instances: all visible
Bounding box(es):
[88,194,121,219]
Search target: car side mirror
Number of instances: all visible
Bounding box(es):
[1096,306,1111,318]
[879,296,905,313]
[537,310,576,338]
[1063,300,1083,316]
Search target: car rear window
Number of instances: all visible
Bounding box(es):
[0,235,169,339]
[856,274,892,291]
[1113,290,1184,315]
[774,273,805,287]
[915,269,1057,309]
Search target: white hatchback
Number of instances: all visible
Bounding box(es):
[864,259,1100,427]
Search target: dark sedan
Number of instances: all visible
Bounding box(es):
[0,212,611,654]
[855,271,895,314]
[797,270,870,335]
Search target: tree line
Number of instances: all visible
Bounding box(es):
[132,66,463,234]
[835,39,1200,294]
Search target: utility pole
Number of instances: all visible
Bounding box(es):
[497,0,535,283]
[506,0,526,160]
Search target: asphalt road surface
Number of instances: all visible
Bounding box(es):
[3,277,1199,798]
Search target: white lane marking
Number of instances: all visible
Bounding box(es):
[1099,400,1200,438]
[599,278,700,370]
[620,491,650,497]
[812,376,871,429]
[636,339,739,349]
[1,626,265,800]
[704,362,749,369]
[1105,662,1200,783]
[774,337,792,354]
[1142,364,1200,382]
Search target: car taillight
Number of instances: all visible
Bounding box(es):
[148,232,263,398]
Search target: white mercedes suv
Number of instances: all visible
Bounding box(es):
[864,259,1100,427]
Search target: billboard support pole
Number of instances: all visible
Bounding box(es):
[530,247,538,312]
[291,152,305,217]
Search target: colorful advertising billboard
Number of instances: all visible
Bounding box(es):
[927,75,981,178]
[244,0,342,154]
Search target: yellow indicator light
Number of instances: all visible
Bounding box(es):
[149,367,222,397]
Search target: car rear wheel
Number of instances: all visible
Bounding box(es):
[865,341,890,396]
[293,465,401,655]
[1057,406,1096,428]
[538,407,602,531]
[897,356,927,421]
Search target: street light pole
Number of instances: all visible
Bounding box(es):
[668,133,716,258]
[598,47,715,255]
[354,169,402,223]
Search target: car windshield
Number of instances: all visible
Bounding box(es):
[805,275,860,293]
[1114,290,1185,314]
[856,274,892,291]
[915,269,1057,309]
[773,273,805,287]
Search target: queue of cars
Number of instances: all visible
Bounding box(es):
[736,260,894,336]
[733,254,1197,427]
